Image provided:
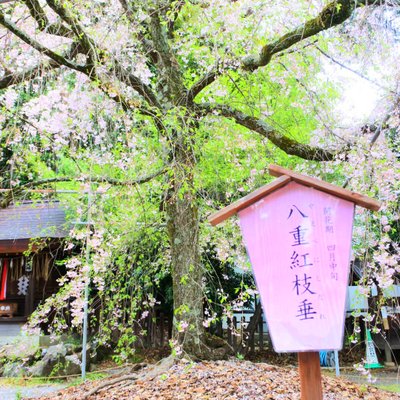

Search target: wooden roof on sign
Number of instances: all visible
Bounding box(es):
[208,164,381,226]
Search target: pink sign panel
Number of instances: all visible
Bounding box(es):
[238,181,354,352]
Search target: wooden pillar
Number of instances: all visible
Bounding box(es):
[258,317,264,351]
[227,317,232,346]
[249,315,255,353]
[160,312,165,347]
[384,342,394,366]
[232,316,237,349]
[298,352,323,400]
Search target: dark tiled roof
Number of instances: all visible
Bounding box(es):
[0,202,68,240]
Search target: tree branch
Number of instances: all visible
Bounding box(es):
[46,0,162,108]
[0,56,164,136]
[186,69,219,103]
[110,60,163,109]
[0,6,162,109]
[167,0,186,38]
[195,103,338,161]
[185,0,395,99]
[45,0,95,56]
[0,42,81,89]
[242,0,367,71]
[118,0,159,65]
[315,45,395,93]
[23,0,72,37]
[23,168,168,187]
[186,5,339,102]
[0,167,168,207]
[0,63,55,89]
[150,9,185,100]
[0,11,87,73]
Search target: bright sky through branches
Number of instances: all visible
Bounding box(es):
[334,68,383,126]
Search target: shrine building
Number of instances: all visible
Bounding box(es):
[0,201,68,323]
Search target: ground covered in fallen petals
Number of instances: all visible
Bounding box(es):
[35,360,399,400]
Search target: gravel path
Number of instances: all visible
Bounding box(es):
[0,384,66,400]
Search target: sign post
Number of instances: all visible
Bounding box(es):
[298,352,322,400]
[209,165,380,400]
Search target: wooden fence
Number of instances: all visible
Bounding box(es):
[135,306,270,354]
[224,311,270,353]
[133,311,173,348]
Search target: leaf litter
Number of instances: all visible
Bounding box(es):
[34,359,399,400]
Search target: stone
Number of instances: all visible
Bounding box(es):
[29,344,85,377]
[0,339,39,362]
[38,334,69,347]
[30,353,81,377]
[44,344,67,359]
[29,344,68,377]
[75,345,96,366]
[88,342,99,364]
[2,362,27,377]
[89,363,98,372]
[384,361,396,367]
[64,343,75,356]
[62,355,82,376]
[29,359,51,377]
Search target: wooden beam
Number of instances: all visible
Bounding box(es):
[0,240,31,253]
[208,175,291,226]
[298,352,323,400]
[25,271,34,317]
[269,164,381,211]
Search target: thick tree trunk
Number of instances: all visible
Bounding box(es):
[165,139,230,360]
[166,177,205,357]
[164,126,211,356]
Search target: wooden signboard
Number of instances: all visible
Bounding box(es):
[209,165,380,400]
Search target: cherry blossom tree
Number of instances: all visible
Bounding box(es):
[1,0,399,359]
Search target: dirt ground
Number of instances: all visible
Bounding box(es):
[30,359,400,400]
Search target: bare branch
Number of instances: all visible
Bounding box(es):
[45,0,94,53]
[110,60,163,109]
[0,167,169,207]
[0,59,163,136]
[195,103,339,161]
[185,0,396,99]
[24,0,49,30]
[186,36,318,102]
[118,0,138,19]
[0,62,56,89]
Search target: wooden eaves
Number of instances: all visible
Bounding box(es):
[208,164,381,226]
